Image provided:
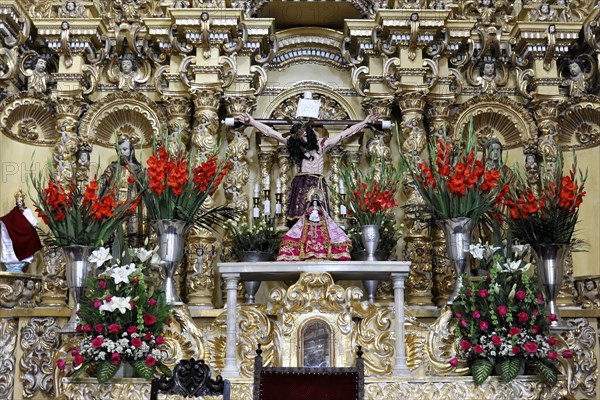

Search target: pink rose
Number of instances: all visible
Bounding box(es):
[93,299,102,309]
[562,350,573,359]
[143,313,157,326]
[131,338,143,348]
[524,342,538,353]
[473,345,484,354]
[512,346,521,355]
[149,298,157,306]
[71,349,79,356]
[73,354,84,366]
[127,326,137,334]
[94,324,104,333]
[57,359,66,371]
[82,324,92,333]
[517,312,529,323]
[547,337,557,346]
[132,277,139,284]
[547,313,558,323]
[105,295,112,302]
[531,325,539,334]
[479,321,489,330]
[497,306,507,317]
[537,294,544,304]
[155,336,165,345]
[516,290,526,301]
[449,358,459,367]
[478,289,488,298]
[460,340,471,351]
[467,289,472,297]
[491,335,502,346]
[548,352,558,360]
[145,355,156,367]
[91,337,104,349]
[144,332,152,341]
[108,324,121,334]
[509,327,521,336]
[99,281,106,289]
[461,319,468,328]
[111,352,121,365]
[472,310,481,319]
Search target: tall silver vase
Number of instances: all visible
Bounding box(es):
[437,217,476,305]
[361,225,380,262]
[153,219,191,305]
[532,243,569,330]
[62,245,95,333]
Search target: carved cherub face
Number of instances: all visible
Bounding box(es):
[78,151,90,165]
[35,58,47,73]
[541,3,549,14]
[121,59,133,74]
[483,62,495,78]
[585,280,596,291]
[568,62,582,77]
[66,1,76,11]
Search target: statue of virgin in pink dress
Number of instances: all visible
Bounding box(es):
[277,198,351,261]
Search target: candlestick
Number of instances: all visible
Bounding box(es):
[339,180,345,195]
[264,199,271,216]
[340,204,347,216]
[264,174,270,189]
[254,182,260,197]
[276,178,282,193]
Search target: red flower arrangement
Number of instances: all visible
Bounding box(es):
[501,150,586,246]
[56,246,171,383]
[407,127,503,221]
[29,171,136,247]
[140,145,234,227]
[336,157,403,226]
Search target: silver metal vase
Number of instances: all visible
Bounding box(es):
[531,243,570,330]
[361,225,380,262]
[153,219,191,305]
[437,217,476,305]
[236,251,275,304]
[62,245,95,333]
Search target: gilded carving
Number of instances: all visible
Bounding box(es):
[0,93,57,145]
[355,306,395,375]
[431,227,454,307]
[40,247,68,307]
[558,318,598,398]
[560,96,600,149]
[405,237,433,306]
[229,382,253,400]
[0,319,17,400]
[237,305,280,377]
[106,53,151,92]
[424,307,469,376]
[20,317,61,398]
[0,277,41,308]
[63,379,151,400]
[574,276,600,309]
[185,235,217,306]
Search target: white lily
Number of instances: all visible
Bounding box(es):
[512,244,530,258]
[150,253,163,266]
[89,247,112,267]
[134,248,153,263]
[502,259,522,272]
[469,243,485,259]
[484,245,501,261]
[99,296,132,314]
[110,263,137,285]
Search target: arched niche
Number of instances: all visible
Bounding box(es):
[0,93,57,145]
[559,95,600,150]
[300,319,332,368]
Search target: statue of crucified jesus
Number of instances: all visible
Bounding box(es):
[237,112,378,226]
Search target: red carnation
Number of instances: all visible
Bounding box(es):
[94,324,104,333]
[547,337,557,346]
[473,345,484,354]
[509,327,521,336]
[82,324,92,333]
[548,352,558,360]
[127,326,138,334]
[461,340,471,351]
[144,332,152,341]
[73,354,84,366]
[99,281,106,289]
[472,310,481,319]
[93,299,102,309]
[497,306,507,317]
[149,298,157,306]
[512,346,521,355]
[491,335,502,346]
[155,336,165,345]
[517,312,529,323]
[479,321,489,330]
[477,289,488,298]
[562,350,573,358]
[516,290,526,301]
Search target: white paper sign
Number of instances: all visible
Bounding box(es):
[295,98,321,119]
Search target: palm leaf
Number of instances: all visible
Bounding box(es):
[497,358,522,382]
[97,361,119,383]
[130,359,156,380]
[533,359,558,386]
[471,358,494,385]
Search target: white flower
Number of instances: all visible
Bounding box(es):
[484,245,501,261]
[99,296,132,314]
[109,263,137,284]
[133,248,153,262]
[89,247,112,267]
[150,253,163,266]
[469,243,485,259]
[512,244,530,258]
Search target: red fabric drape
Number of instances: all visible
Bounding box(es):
[0,207,43,261]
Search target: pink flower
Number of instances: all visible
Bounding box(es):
[73,354,84,366]
[143,313,157,326]
[547,337,557,346]
[131,338,143,348]
[472,310,481,319]
[91,337,104,349]
[509,327,521,336]
[108,324,121,334]
[127,326,138,334]
[548,352,558,360]
[524,342,538,353]
[93,299,102,309]
[111,352,121,365]
[105,295,112,302]
[57,359,66,371]
[449,358,459,367]
[76,324,82,333]
[497,306,507,316]
[562,350,573,359]
[479,321,489,330]
[144,332,152,341]
[478,289,488,298]
[537,294,544,304]
[467,289,472,297]
[533,309,540,318]
[531,325,539,334]
[455,312,462,319]
[473,345,484,354]
[145,355,156,367]
[512,346,521,355]
[71,349,79,356]
[132,277,139,284]
[94,324,104,333]
[517,312,529,323]
[461,340,471,350]
[516,290,526,301]
[99,281,106,289]
[547,314,558,323]
[461,319,468,328]
[155,336,165,345]
[82,324,92,333]
[149,298,157,306]
[491,335,502,346]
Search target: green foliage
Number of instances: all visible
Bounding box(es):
[472,359,494,386]
[227,218,283,257]
[497,358,522,382]
[130,359,156,380]
[534,360,559,386]
[97,362,120,384]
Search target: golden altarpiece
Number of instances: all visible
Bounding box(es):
[0,0,599,399]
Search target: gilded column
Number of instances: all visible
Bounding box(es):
[398,92,433,306]
[40,247,68,307]
[186,86,222,308]
[164,96,192,151]
[363,96,394,180]
[277,146,292,228]
[51,96,85,186]
[328,145,344,224]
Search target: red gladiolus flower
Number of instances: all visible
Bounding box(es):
[461,340,471,350]
[524,342,538,353]
[497,306,507,316]
[491,335,502,346]
[473,345,484,354]
[108,324,121,334]
[57,359,66,370]
[517,312,529,323]
[449,358,459,367]
[146,355,156,367]
[131,338,143,348]
[94,324,104,333]
[73,354,84,366]
[156,336,165,345]
[111,352,121,365]
[562,350,573,358]
[143,313,157,326]
[91,337,104,349]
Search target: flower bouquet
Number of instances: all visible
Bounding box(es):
[451,243,571,385]
[28,169,137,247]
[57,246,172,383]
[227,218,282,260]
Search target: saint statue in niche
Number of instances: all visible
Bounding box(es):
[24,56,51,94]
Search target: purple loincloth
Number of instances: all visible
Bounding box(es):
[287,174,330,222]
